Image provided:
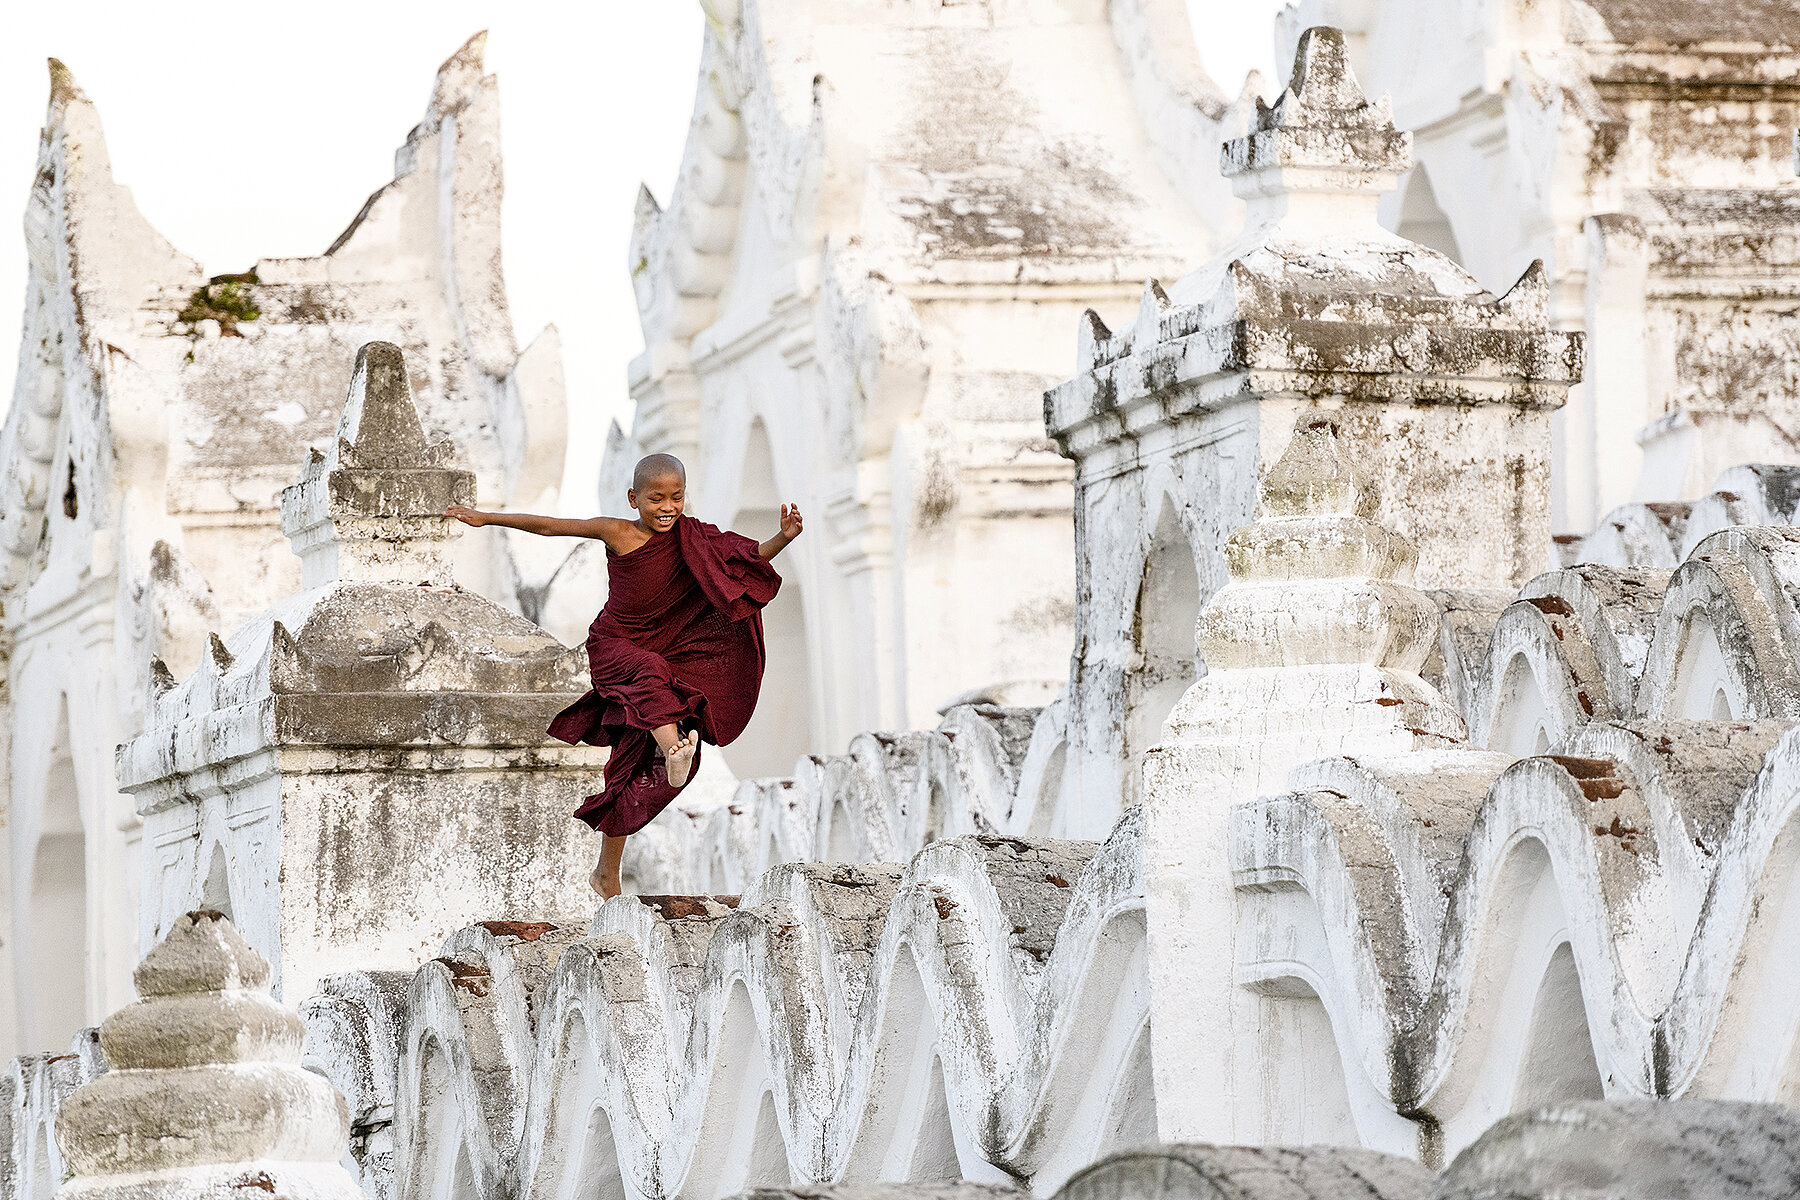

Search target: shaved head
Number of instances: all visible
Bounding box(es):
[632,453,686,492]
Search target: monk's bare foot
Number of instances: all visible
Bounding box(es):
[589,864,622,900]
[664,732,698,788]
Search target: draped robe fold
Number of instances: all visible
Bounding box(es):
[548,516,781,835]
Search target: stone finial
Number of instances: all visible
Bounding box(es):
[1256,413,1378,520]
[1163,412,1466,747]
[53,911,362,1199]
[331,341,455,470]
[280,341,474,589]
[1200,414,1436,673]
[130,908,269,997]
[1220,27,1411,215]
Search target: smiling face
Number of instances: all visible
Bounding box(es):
[628,471,686,532]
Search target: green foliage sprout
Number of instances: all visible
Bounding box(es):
[177,271,262,339]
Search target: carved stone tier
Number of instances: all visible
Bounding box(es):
[1045,28,1583,594]
[54,911,363,1199]
[1165,414,1468,763]
[116,343,605,1004]
[1042,26,1583,835]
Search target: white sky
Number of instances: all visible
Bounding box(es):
[0,1,1289,511]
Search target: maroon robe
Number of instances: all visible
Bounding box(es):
[548,516,781,835]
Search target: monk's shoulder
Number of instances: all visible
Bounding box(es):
[680,515,756,544]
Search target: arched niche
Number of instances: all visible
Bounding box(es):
[22,699,88,1053]
[1512,943,1606,1111]
[906,1057,961,1180]
[1093,1024,1159,1158]
[1487,653,1554,758]
[1395,165,1466,266]
[741,1090,791,1188]
[1124,502,1202,777]
[575,1104,628,1200]
[28,1119,57,1200]
[1235,977,1362,1146]
[825,801,858,863]
[724,421,820,779]
[1026,741,1066,838]
[200,843,234,922]
[1667,611,1742,720]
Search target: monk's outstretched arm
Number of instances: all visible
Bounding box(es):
[446,506,632,545]
[758,503,805,559]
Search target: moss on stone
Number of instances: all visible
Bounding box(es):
[177,271,262,338]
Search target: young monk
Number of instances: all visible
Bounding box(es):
[446,452,802,898]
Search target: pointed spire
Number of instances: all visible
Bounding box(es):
[280,341,474,588]
[1258,415,1378,520]
[428,31,489,119]
[1077,309,1115,371]
[1130,280,1172,348]
[268,620,306,692]
[1220,27,1411,210]
[1277,25,1375,119]
[333,341,453,469]
[46,58,84,110]
[1496,259,1550,321]
[205,631,235,674]
[393,31,496,178]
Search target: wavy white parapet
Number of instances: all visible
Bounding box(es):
[1568,464,1800,570]
[302,826,1146,1200]
[303,698,1800,1193]
[1229,719,1800,1155]
[626,703,1059,897]
[14,740,1800,1198]
[1457,525,1800,757]
[636,507,1800,900]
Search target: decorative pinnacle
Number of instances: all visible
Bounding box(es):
[1269,26,1379,127]
[1259,414,1378,520]
[1222,412,1415,590]
[47,58,85,108]
[280,341,474,589]
[1199,412,1439,672]
[1161,411,1466,745]
[1220,26,1411,197]
[427,32,489,121]
[131,909,270,998]
[58,911,363,1193]
[333,341,454,470]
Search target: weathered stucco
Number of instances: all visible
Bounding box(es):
[0,36,578,1064]
[611,0,1257,781]
[113,343,607,1006]
[1277,0,1800,533]
[4,6,1800,1199]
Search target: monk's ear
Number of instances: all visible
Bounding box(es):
[626,488,638,510]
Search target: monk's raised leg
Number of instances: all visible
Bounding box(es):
[591,834,628,899]
[651,723,699,788]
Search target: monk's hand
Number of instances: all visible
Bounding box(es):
[780,503,803,540]
[445,505,487,528]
